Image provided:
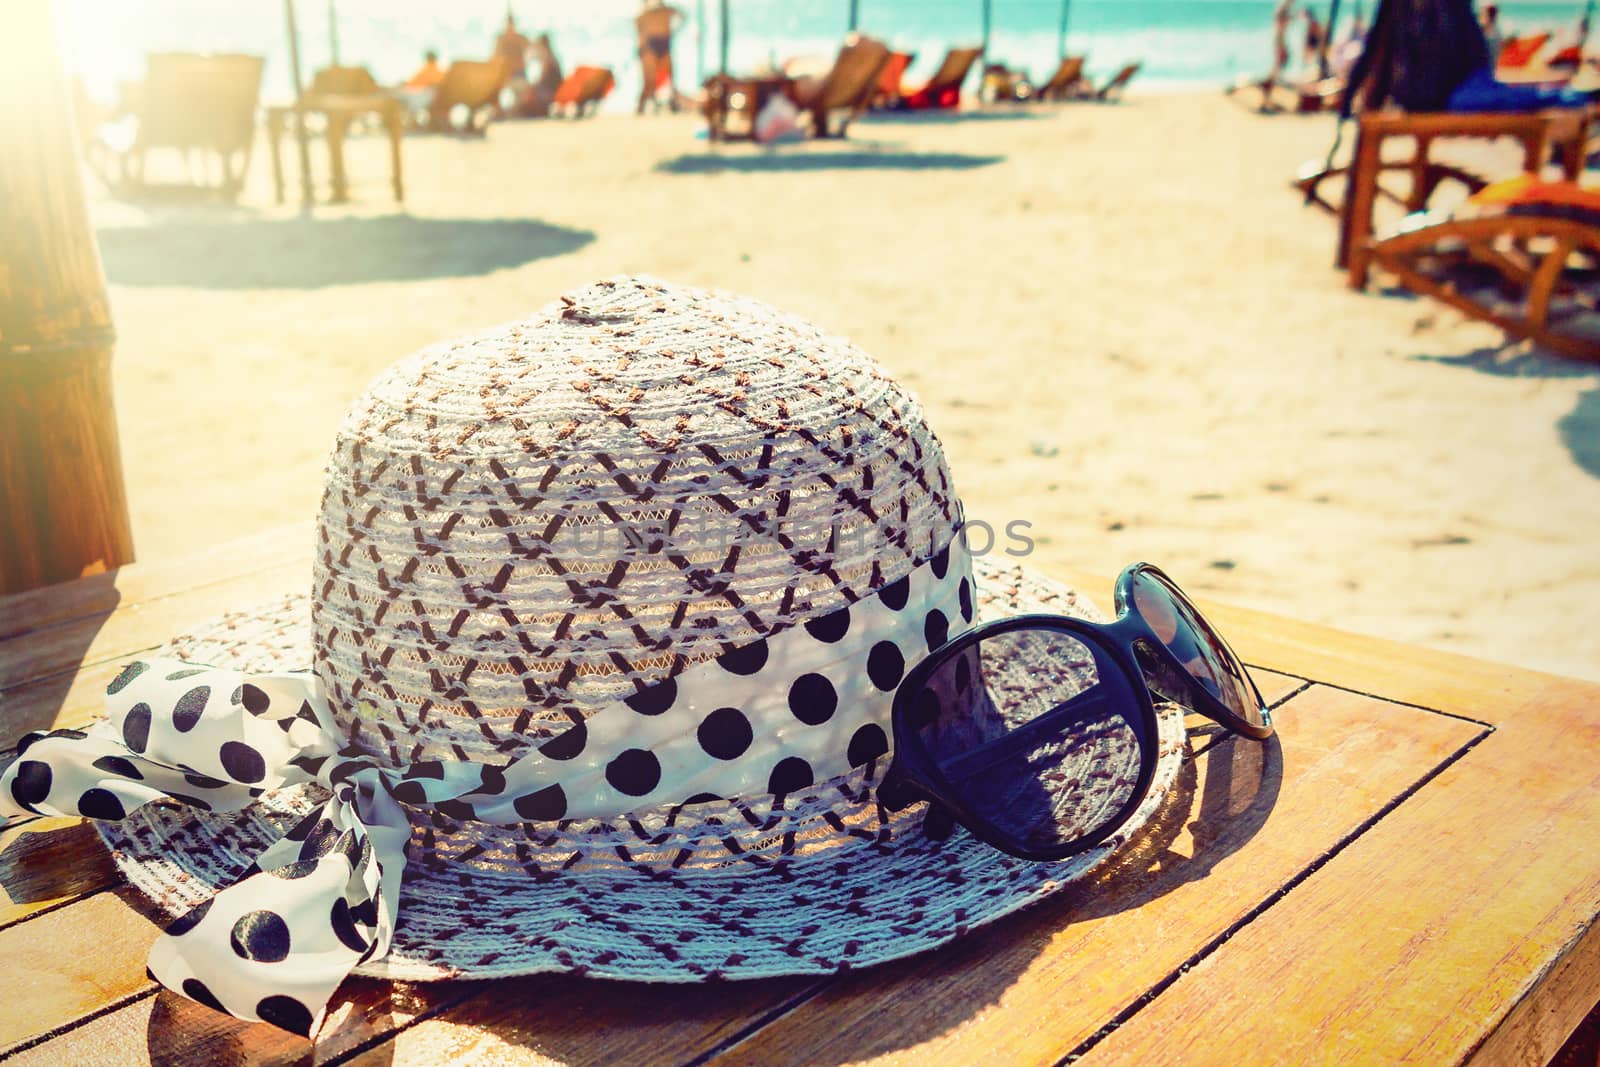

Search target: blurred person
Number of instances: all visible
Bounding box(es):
[1301,6,1326,75]
[636,0,685,113]
[1270,0,1295,85]
[399,49,446,118]
[1480,4,1503,63]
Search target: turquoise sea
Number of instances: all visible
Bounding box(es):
[54,0,1596,110]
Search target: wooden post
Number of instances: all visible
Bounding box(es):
[0,0,135,593]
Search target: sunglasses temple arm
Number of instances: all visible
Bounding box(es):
[936,686,1128,781]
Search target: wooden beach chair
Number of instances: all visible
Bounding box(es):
[309,64,380,97]
[552,66,615,117]
[873,50,915,108]
[900,46,982,110]
[1094,62,1142,102]
[426,59,505,134]
[1034,55,1089,101]
[1366,177,1600,362]
[87,51,263,199]
[790,36,890,137]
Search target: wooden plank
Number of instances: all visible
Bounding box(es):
[0,523,308,641]
[1076,674,1600,1066]
[344,685,1476,1067]
[0,888,159,1051]
[0,816,117,929]
[0,557,309,691]
[0,561,309,751]
[339,975,821,1067]
[3,979,488,1067]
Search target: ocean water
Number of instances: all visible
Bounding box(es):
[53,0,1595,112]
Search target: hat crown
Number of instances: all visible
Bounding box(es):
[311,277,960,767]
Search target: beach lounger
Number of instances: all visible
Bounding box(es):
[552,66,615,117]
[426,59,506,134]
[309,65,381,97]
[1034,55,1089,102]
[873,50,915,109]
[1497,33,1553,70]
[790,36,890,136]
[1368,176,1600,362]
[899,46,982,110]
[1094,62,1141,102]
[86,51,263,199]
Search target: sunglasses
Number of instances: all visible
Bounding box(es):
[877,563,1273,862]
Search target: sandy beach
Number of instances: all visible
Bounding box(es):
[91,91,1600,682]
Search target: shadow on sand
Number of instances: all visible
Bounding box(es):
[657,149,1004,175]
[96,214,594,289]
[1411,343,1600,478]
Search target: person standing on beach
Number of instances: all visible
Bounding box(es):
[1479,4,1503,64]
[1269,0,1295,87]
[1301,6,1326,77]
[636,0,685,113]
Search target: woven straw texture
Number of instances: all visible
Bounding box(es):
[313,276,960,771]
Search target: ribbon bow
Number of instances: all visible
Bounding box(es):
[0,660,498,1036]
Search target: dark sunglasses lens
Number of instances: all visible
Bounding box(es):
[906,627,1148,854]
[1127,568,1264,728]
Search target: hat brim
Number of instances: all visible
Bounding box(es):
[97,557,1188,983]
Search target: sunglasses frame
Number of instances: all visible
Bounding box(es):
[881,562,1273,863]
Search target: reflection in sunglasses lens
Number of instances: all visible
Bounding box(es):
[1128,569,1263,728]
[906,628,1148,853]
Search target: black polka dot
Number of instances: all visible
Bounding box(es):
[539,717,587,761]
[717,638,769,675]
[767,757,814,797]
[182,977,225,1014]
[605,749,661,797]
[867,641,905,692]
[955,653,973,693]
[162,791,213,812]
[165,668,205,680]
[433,798,476,822]
[402,759,445,780]
[924,609,950,652]
[514,783,567,821]
[847,723,890,766]
[625,677,677,716]
[299,820,342,862]
[230,909,291,963]
[788,673,838,725]
[78,787,125,820]
[172,686,211,732]
[10,760,51,810]
[92,755,143,780]
[106,661,148,695]
[185,772,228,790]
[477,766,506,795]
[879,574,910,611]
[912,687,942,730]
[683,792,721,805]
[265,859,320,880]
[931,543,951,579]
[256,994,315,1037]
[122,703,152,753]
[804,605,851,643]
[219,742,266,784]
[959,578,974,622]
[283,811,320,841]
[234,684,271,715]
[330,897,367,953]
[391,780,428,805]
[697,707,753,760]
[166,896,212,936]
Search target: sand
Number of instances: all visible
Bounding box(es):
[90,92,1600,682]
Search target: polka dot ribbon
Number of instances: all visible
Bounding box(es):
[0,537,974,1035]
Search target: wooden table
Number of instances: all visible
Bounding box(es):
[265,91,405,205]
[1338,107,1592,290]
[4,526,1600,1064]
[702,73,797,142]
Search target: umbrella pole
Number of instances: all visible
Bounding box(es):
[283,0,314,207]
[327,0,340,66]
[1321,0,1342,79]
[1058,0,1071,61]
[849,0,860,33]
[981,0,991,59]
[0,0,134,592]
[719,0,729,76]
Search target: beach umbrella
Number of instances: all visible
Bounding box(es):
[719,0,729,75]
[282,0,314,206]
[1058,0,1071,61]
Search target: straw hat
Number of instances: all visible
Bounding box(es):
[12,277,1185,1032]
